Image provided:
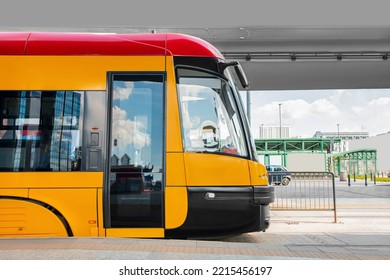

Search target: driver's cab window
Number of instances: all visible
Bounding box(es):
[177,68,248,157]
[180,86,220,151]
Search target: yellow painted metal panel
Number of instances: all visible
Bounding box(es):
[105,228,164,238]
[90,227,99,237]
[29,188,98,237]
[184,153,251,186]
[0,56,165,90]
[165,56,183,153]
[166,153,186,186]
[165,186,188,229]
[0,189,28,198]
[0,199,67,237]
[0,172,103,189]
[248,161,269,186]
[165,152,188,228]
[97,189,105,237]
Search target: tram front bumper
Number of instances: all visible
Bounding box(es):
[165,185,275,238]
[252,185,275,206]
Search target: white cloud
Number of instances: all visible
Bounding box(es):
[113,82,134,100]
[312,99,340,116]
[112,106,150,150]
[351,106,364,115]
[282,99,311,119]
[112,105,127,121]
[254,98,340,124]
[368,97,390,106]
[328,89,347,105]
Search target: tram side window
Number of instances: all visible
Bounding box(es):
[0,91,84,172]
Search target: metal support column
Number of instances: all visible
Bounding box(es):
[246,90,251,125]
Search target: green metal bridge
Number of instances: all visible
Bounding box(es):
[254,138,376,176]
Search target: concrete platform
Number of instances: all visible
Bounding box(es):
[1,203,390,260]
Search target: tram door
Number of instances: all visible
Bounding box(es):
[106,73,165,234]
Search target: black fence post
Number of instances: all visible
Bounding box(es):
[331,172,337,223]
[365,174,368,186]
[354,173,356,182]
[348,174,351,186]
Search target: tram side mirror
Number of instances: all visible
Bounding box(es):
[234,62,250,89]
[220,61,250,89]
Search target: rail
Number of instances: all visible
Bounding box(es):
[269,171,337,223]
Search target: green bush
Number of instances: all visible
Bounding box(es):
[351,175,390,182]
[376,177,390,182]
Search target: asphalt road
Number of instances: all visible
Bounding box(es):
[335,182,390,199]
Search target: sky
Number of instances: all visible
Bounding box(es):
[243,89,390,138]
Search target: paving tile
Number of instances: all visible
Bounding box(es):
[315,245,350,254]
[195,240,228,248]
[347,247,390,257]
[285,245,323,253]
[166,239,199,247]
[331,234,390,246]
[148,252,220,260]
[225,242,257,249]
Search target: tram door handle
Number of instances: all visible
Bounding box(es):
[87,131,103,171]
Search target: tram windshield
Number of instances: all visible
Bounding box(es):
[177,68,248,157]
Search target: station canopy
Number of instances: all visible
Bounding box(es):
[332,149,377,176]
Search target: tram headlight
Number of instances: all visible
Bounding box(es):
[205,192,216,199]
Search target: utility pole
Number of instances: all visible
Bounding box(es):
[279,103,282,138]
[337,123,340,138]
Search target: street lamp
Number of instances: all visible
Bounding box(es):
[279,103,282,138]
[336,123,340,153]
[260,124,264,138]
[337,123,340,138]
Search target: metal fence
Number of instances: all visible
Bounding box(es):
[269,171,337,222]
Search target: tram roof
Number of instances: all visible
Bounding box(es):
[0,32,223,58]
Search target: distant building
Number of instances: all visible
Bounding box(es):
[348,132,390,176]
[313,131,369,141]
[259,125,291,138]
[313,131,369,153]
